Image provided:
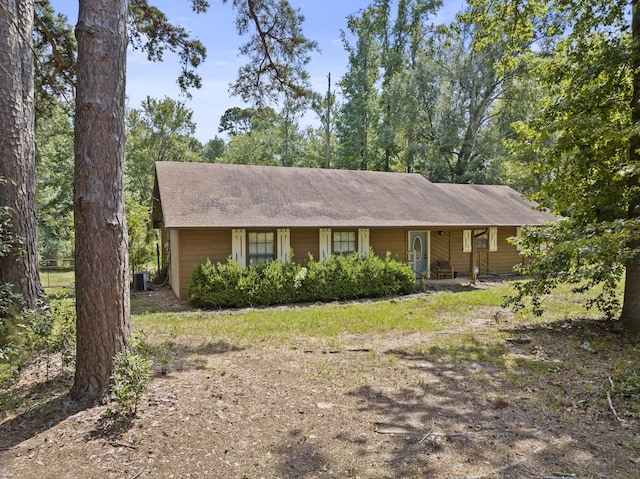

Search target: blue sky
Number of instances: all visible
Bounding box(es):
[49,1,462,142]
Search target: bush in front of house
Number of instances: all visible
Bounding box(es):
[188,258,245,308]
[187,252,415,309]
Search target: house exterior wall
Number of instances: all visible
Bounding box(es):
[429,229,454,273]
[174,228,231,299]
[429,227,522,277]
[169,226,411,299]
[370,228,407,261]
[169,229,180,299]
[168,226,524,300]
[488,227,523,274]
[290,228,319,262]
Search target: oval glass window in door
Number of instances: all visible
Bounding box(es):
[413,235,422,261]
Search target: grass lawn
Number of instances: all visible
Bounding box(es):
[39,269,75,293]
[131,281,609,348]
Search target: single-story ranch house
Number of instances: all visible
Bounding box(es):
[152,162,556,300]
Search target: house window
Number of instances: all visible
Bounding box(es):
[475,230,489,250]
[333,230,356,255]
[248,231,275,265]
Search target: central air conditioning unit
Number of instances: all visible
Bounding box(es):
[133,271,150,291]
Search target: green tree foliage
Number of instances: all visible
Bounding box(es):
[299,125,338,169]
[219,106,311,167]
[124,96,203,274]
[218,107,256,136]
[309,74,337,168]
[413,22,512,183]
[493,75,550,194]
[203,137,226,162]
[335,1,512,181]
[336,6,383,170]
[228,0,318,105]
[125,96,202,205]
[375,0,434,172]
[126,198,155,274]
[35,100,75,262]
[33,1,77,117]
[467,0,640,328]
[128,0,207,93]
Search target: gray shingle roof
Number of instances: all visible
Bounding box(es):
[153,162,556,228]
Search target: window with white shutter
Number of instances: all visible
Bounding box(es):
[333,230,356,254]
[248,231,275,265]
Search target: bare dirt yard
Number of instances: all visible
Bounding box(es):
[1,284,640,479]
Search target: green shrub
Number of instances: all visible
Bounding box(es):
[187,251,415,309]
[0,298,77,389]
[107,338,153,417]
[247,260,299,306]
[0,197,26,388]
[188,258,244,308]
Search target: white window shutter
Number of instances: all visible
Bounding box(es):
[277,228,290,263]
[319,228,331,261]
[463,230,472,253]
[358,228,370,257]
[231,229,246,268]
[516,227,522,251]
[489,227,498,252]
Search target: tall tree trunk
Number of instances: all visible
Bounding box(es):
[0,0,45,310]
[70,0,131,401]
[621,248,640,330]
[325,73,331,169]
[621,0,640,331]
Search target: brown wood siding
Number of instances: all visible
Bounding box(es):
[178,228,232,299]
[369,228,407,262]
[436,227,523,278]
[290,228,318,263]
[448,230,471,275]
[429,229,454,275]
[487,227,523,274]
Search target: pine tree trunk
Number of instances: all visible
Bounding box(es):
[621,0,640,331]
[70,0,131,401]
[0,0,45,310]
[621,251,640,331]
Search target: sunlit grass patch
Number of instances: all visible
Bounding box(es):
[40,269,75,295]
[508,279,625,324]
[397,331,509,365]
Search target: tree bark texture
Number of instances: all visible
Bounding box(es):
[621,249,640,331]
[0,0,46,310]
[71,0,131,400]
[621,0,640,331]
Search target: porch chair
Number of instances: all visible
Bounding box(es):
[436,260,454,279]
